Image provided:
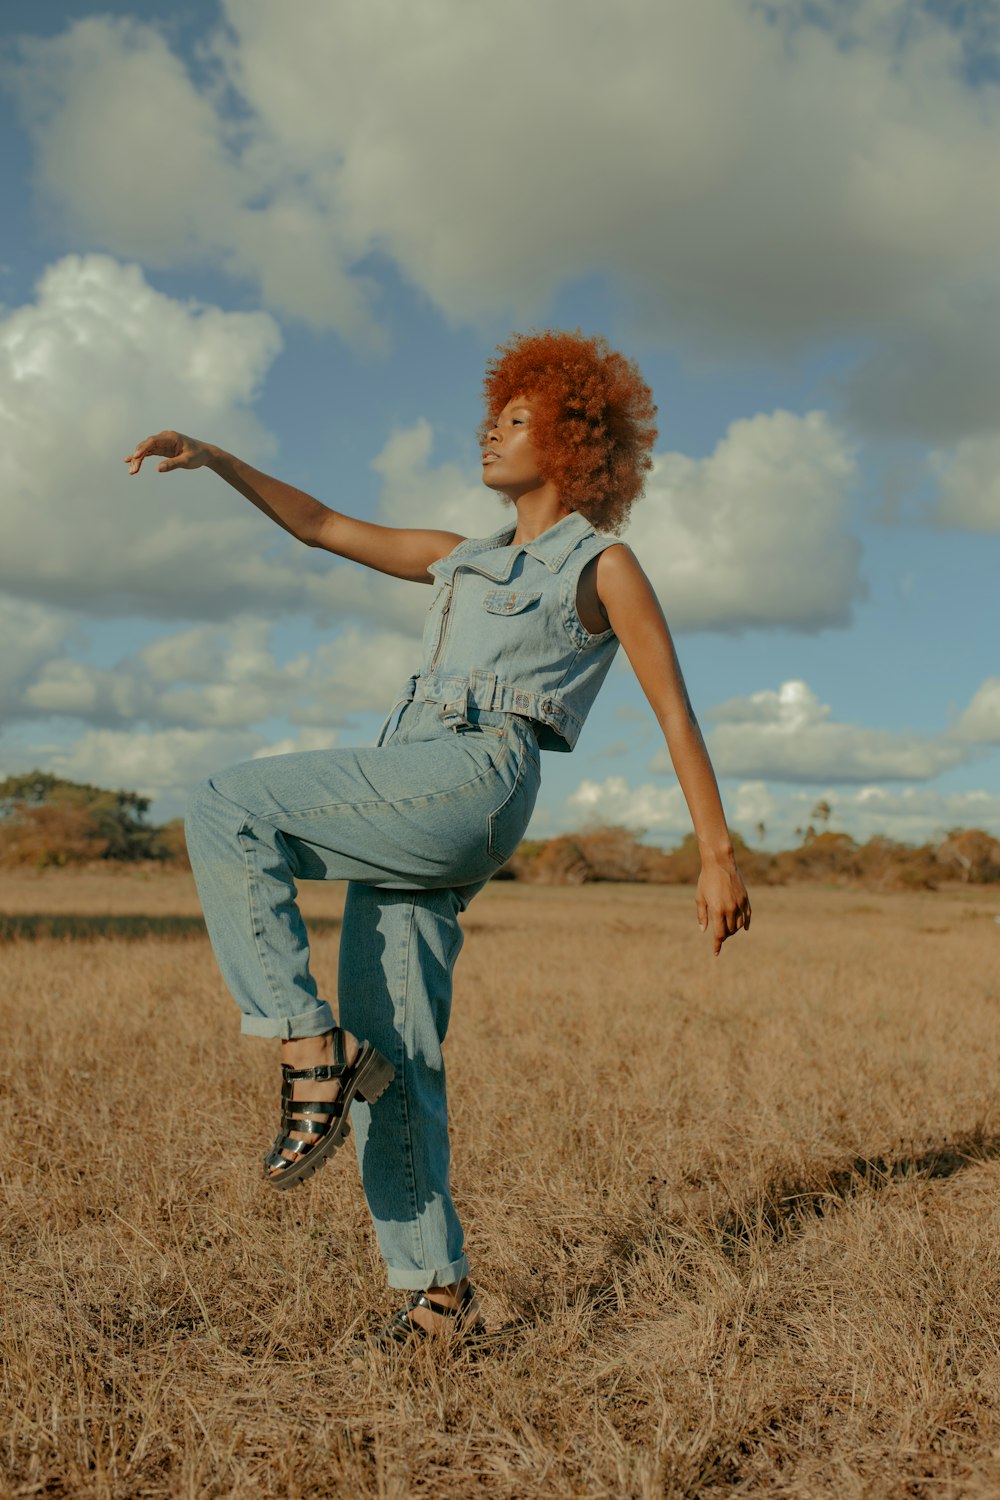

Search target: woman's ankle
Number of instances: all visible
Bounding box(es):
[281,1028,358,1068]
[424,1277,471,1310]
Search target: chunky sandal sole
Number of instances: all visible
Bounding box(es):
[266,1041,395,1192]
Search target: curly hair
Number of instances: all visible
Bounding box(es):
[479,329,658,534]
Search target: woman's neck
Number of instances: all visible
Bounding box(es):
[509,486,573,545]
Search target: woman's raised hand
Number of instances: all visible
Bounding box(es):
[124,431,215,475]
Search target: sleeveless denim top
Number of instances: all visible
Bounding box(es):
[390,510,620,752]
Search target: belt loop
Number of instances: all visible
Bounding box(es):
[439,683,471,731]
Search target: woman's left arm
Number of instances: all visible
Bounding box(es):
[594,544,752,955]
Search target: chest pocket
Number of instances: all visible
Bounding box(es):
[481,589,542,616]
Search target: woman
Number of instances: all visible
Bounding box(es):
[125,330,750,1345]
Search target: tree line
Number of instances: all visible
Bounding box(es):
[2,772,998,888]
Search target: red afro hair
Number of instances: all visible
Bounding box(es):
[480,329,657,534]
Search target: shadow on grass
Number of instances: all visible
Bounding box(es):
[716,1128,1000,1255]
[0,912,344,942]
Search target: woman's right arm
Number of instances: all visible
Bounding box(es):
[124,430,464,583]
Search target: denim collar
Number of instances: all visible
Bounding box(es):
[444,510,596,580]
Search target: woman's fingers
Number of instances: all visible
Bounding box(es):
[712,910,727,956]
[124,431,182,474]
[124,438,157,474]
[704,899,752,955]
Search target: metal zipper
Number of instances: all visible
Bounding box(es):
[429,577,456,671]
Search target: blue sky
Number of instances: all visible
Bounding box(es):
[0,0,997,849]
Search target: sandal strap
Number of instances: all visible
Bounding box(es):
[266,1030,396,1191]
[279,1113,326,1137]
[265,1136,313,1168]
[408,1291,467,1320]
[382,1282,478,1341]
[375,1283,483,1347]
[280,1026,349,1084]
[281,1062,346,1084]
[282,1097,344,1118]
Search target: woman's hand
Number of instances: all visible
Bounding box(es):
[124,430,216,475]
[696,858,752,957]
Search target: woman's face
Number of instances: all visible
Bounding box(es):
[481,396,544,498]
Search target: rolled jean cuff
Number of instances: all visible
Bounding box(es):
[239,999,336,1040]
[386,1253,470,1292]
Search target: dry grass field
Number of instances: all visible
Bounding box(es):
[2,869,1000,1499]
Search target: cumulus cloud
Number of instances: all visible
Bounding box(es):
[39,727,266,811]
[9,3,1000,437]
[0,254,426,625]
[372,419,500,539]
[929,434,1000,531]
[252,729,341,759]
[0,596,74,708]
[7,16,377,342]
[292,626,423,723]
[8,721,349,816]
[568,775,690,836]
[780,785,1000,847]
[657,679,970,783]
[564,773,1000,846]
[625,411,863,631]
[956,679,1000,744]
[13,617,422,732]
[369,410,865,634]
[566,774,782,841]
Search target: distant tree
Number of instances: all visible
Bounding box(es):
[0,803,109,868]
[0,772,163,864]
[755,821,766,847]
[936,828,1000,885]
[811,798,832,827]
[153,817,191,869]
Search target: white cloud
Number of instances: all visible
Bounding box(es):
[563,773,1000,847]
[293,626,422,722]
[14,617,421,732]
[661,679,969,783]
[372,410,865,634]
[779,785,1000,846]
[568,775,689,836]
[20,620,307,727]
[626,411,863,631]
[929,434,1000,531]
[252,728,340,759]
[41,726,266,811]
[7,16,376,342]
[372,419,500,539]
[0,254,431,626]
[10,4,1000,437]
[0,596,73,708]
[727,780,779,836]
[956,679,1000,744]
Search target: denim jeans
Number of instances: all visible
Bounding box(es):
[185,700,540,1289]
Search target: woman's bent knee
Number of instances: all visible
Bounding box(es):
[184,775,241,859]
[185,775,221,830]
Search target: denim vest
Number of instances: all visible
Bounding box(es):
[387,511,620,752]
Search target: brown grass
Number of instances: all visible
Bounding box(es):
[2,870,1000,1497]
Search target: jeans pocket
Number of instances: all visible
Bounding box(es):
[486,744,538,866]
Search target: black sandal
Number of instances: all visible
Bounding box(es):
[264,1028,395,1191]
[374,1282,486,1348]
